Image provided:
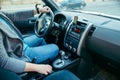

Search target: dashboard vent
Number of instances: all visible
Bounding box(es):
[88,26,96,37]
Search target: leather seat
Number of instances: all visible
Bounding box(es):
[0,67,22,80]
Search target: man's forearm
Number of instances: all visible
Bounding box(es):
[24,62,38,72]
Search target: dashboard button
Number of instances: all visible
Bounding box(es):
[68,45,72,50]
[72,48,76,53]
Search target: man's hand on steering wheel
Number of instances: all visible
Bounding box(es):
[35,4,51,14]
[34,5,54,37]
[39,6,51,13]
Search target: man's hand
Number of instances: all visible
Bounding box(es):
[36,64,52,75]
[39,6,51,13]
[25,63,53,75]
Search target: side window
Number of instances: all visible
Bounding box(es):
[0,0,44,11]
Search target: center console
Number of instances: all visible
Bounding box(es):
[52,16,89,69]
[64,20,87,54]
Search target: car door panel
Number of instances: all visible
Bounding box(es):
[4,10,36,36]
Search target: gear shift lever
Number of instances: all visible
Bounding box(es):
[52,50,65,69]
[60,50,65,60]
[53,50,71,69]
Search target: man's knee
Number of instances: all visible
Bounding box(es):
[50,44,59,52]
[48,44,59,60]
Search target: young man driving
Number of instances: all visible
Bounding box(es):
[0,1,80,80]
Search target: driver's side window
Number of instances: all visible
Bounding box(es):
[0,0,44,11]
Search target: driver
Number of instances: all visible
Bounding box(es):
[0,3,59,75]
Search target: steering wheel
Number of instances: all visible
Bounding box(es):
[34,10,54,37]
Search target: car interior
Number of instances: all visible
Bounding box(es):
[1,0,120,80]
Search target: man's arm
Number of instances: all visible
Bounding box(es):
[0,31,26,73]
[0,31,52,75]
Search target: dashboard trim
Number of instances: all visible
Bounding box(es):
[64,20,93,56]
[64,20,73,47]
[77,23,93,56]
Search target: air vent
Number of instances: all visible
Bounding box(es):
[88,26,96,37]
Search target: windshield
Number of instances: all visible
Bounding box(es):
[54,0,120,16]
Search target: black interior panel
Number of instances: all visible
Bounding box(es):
[87,27,120,69]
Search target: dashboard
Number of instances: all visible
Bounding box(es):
[53,12,120,70]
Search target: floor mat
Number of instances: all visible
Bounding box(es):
[89,69,119,80]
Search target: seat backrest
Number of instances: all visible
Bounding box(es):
[0,12,23,39]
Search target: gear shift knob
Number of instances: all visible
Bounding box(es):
[60,50,65,60]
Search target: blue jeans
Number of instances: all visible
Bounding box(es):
[23,35,59,63]
[43,70,80,80]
